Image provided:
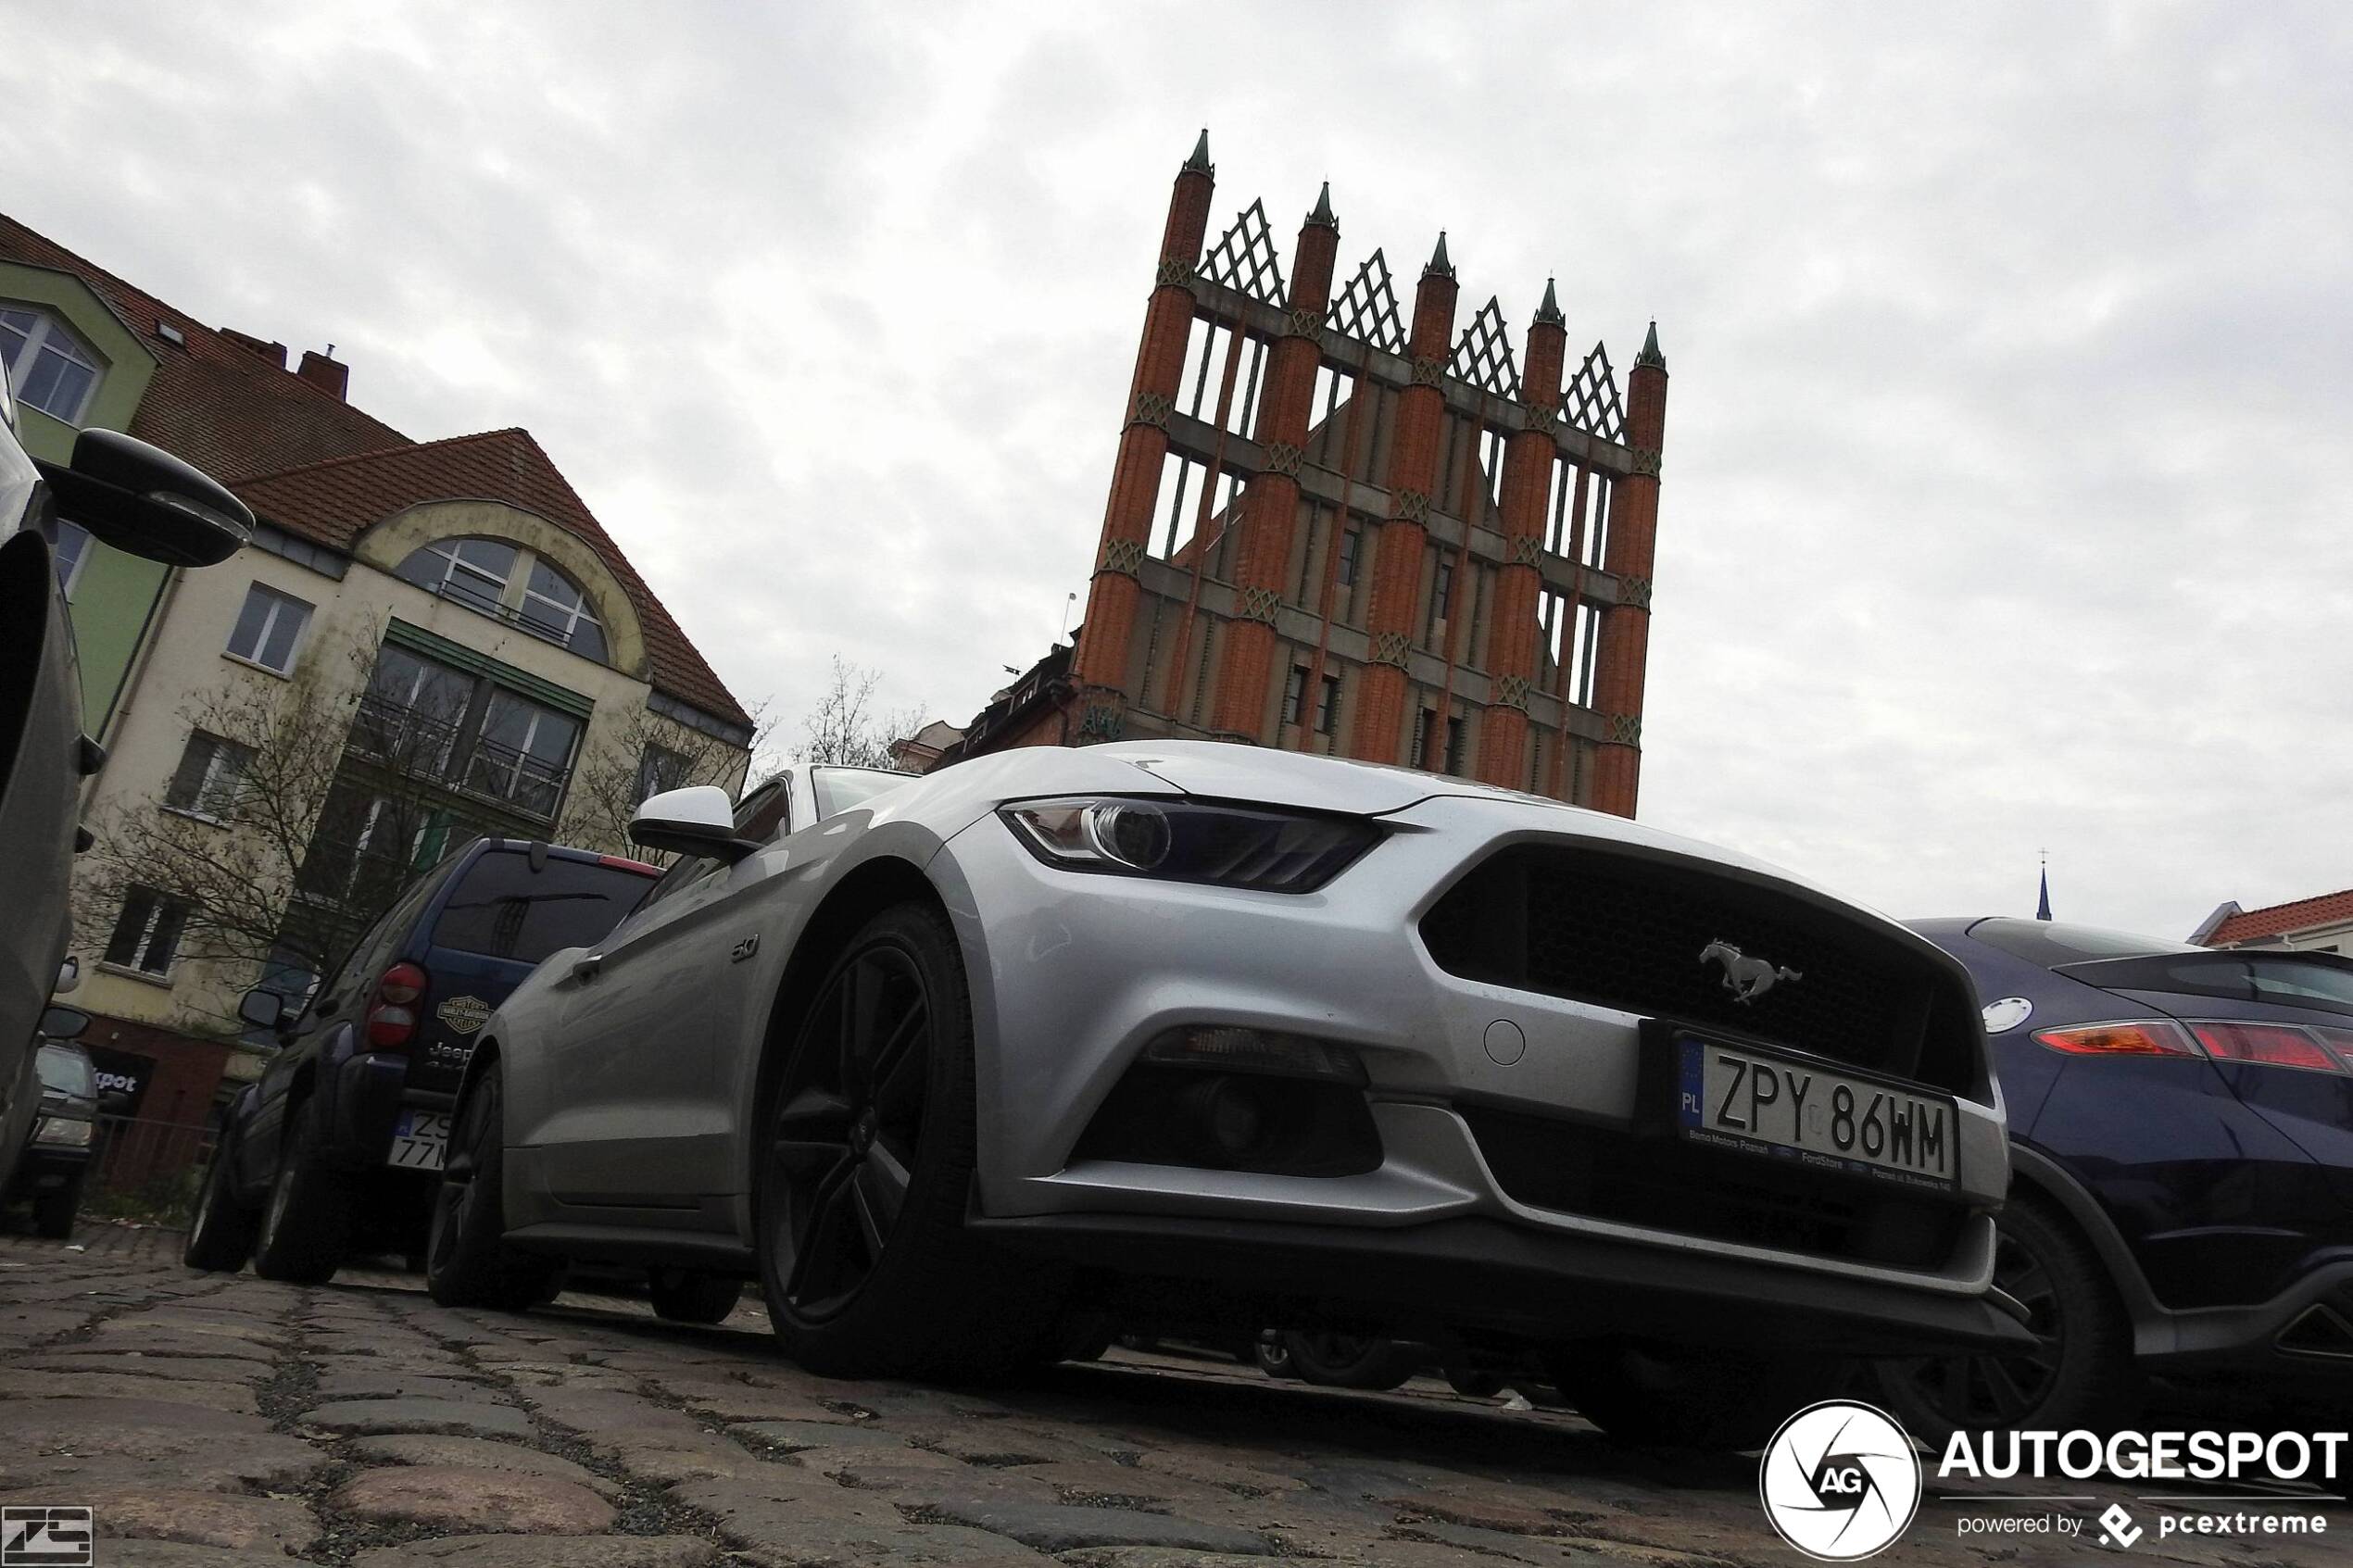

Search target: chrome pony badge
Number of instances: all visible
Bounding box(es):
[1699,939,1802,1004]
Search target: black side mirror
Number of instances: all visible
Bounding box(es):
[236,989,285,1031]
[37,428,253,568]
[37,1006,89,1040]
[99,1090,132,1117]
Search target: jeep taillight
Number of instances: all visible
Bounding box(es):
[367,961,429,1050]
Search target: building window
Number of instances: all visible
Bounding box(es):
[396,536,611,662]
[465,689,583,820]
[636,743,691,805]
[52,520,91,598]
[1428,558,1455,644]
[104,888,187,976]
[1337,526,1361,588]
[164,732,253,819]
[0,303,104,424]
[354,645,585,822]
[396,536,517,614]
[520,559,608,662]
[1315,671,1340,736]
[225,583,313,674]
[1281,665,1309,726]
[1445,715,1466,776]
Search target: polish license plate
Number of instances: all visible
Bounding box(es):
[1674,1036,1956,1188]
[388,1110,451,1172]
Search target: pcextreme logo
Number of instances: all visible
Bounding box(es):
[1758,1400,1923,1561]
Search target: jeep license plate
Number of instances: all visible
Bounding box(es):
[388,1110,451,1172]
[1675,1036,1956,1188]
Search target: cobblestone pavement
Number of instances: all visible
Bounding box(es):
[2,1224,2345,1566]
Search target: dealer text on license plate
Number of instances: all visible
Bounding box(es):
[388,1110,450,1172]
[1675,1037,1955,1187]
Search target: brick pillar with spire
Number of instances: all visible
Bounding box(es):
[1474,279,1567,787]
[1346,234,1460,764]
[1070,132,1218,736]
[1209,184,1340,741]
[1589,321,1667,815]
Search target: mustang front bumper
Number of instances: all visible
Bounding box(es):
[934,790,2022,1352]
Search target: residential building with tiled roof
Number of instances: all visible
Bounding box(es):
[2193,888,2353,953]
[5,210,753,1129]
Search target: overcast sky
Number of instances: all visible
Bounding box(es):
[6,3,2348,940]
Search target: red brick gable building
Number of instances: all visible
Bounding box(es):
[938,135,1670,817]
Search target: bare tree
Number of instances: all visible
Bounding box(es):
[77,624,483,1026]
[563,699,769,857]
[797,657,924,770]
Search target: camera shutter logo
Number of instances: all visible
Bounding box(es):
[1757,1400,1921,1561]
[2,1506,94,1567]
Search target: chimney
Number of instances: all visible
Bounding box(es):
[296,347,348,401]
[220,328,288,369]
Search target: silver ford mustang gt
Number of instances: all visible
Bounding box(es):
[432,742,2029,1441]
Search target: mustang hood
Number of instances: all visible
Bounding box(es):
[1090,742,1463,817]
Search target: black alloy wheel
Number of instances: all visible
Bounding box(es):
[1878,1197,2136,1440]
[426,1061,562,1311]
[766,937,934,1323]
[756,903,1063,1379]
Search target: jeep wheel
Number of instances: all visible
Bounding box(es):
[251,1096,348,1285]
[184,1125,261,1271]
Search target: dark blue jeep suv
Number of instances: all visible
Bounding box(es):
[183,837,656,1284]
[1881,916,2353,1436]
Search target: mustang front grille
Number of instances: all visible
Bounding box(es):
[1418,846,1983,1095]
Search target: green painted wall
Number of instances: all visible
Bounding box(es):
[2,262,168,739]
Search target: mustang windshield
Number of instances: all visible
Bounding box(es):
[812,766,913,819]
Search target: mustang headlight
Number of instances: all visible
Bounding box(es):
[999,797,1378,893]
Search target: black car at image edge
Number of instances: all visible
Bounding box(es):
[184,837,657,1283]
[1879,917,2353,1438]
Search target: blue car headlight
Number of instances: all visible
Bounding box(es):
[999,797,1378,894]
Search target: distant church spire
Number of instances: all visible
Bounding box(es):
[2036,852,2053,922]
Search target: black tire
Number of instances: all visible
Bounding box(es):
[184,1127,261,1271]
[32,1173,82,1240]
[427,1060,563,1311]
[1549,1341,1843,1449]
[648,1268,743,1324]
[1252,1331,1297,1379]
[1283,1332,1422,1391]
[1873,1195,2138,1442]
[251,1096,348,1285]
[755,902,1063,1379]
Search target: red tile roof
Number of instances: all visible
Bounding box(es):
[2203,889,2353,947]
[233,431,749,727]
[3,212,749,730]
[0,213,409,478]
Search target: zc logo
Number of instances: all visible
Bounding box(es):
[1759,1401,1921,1561]
[1,1506,94,1567]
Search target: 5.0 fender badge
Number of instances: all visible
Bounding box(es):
[731,935,760,963]
[436,996,491,1035]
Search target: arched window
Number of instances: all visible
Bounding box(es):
[393,535,609,663]
[519,558,607,662]
[0,303,105,424]
[395,536,518,612]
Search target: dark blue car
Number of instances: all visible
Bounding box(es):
[1877,917,2353,1436]
[182,838,657,1285]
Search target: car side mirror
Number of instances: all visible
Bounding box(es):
[236,989,285,1031]
[99,1089,132,1116]
[631,784,758,863]
[53,956,81,995]
[37,1006,89,1040]
[37,428,254,568]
